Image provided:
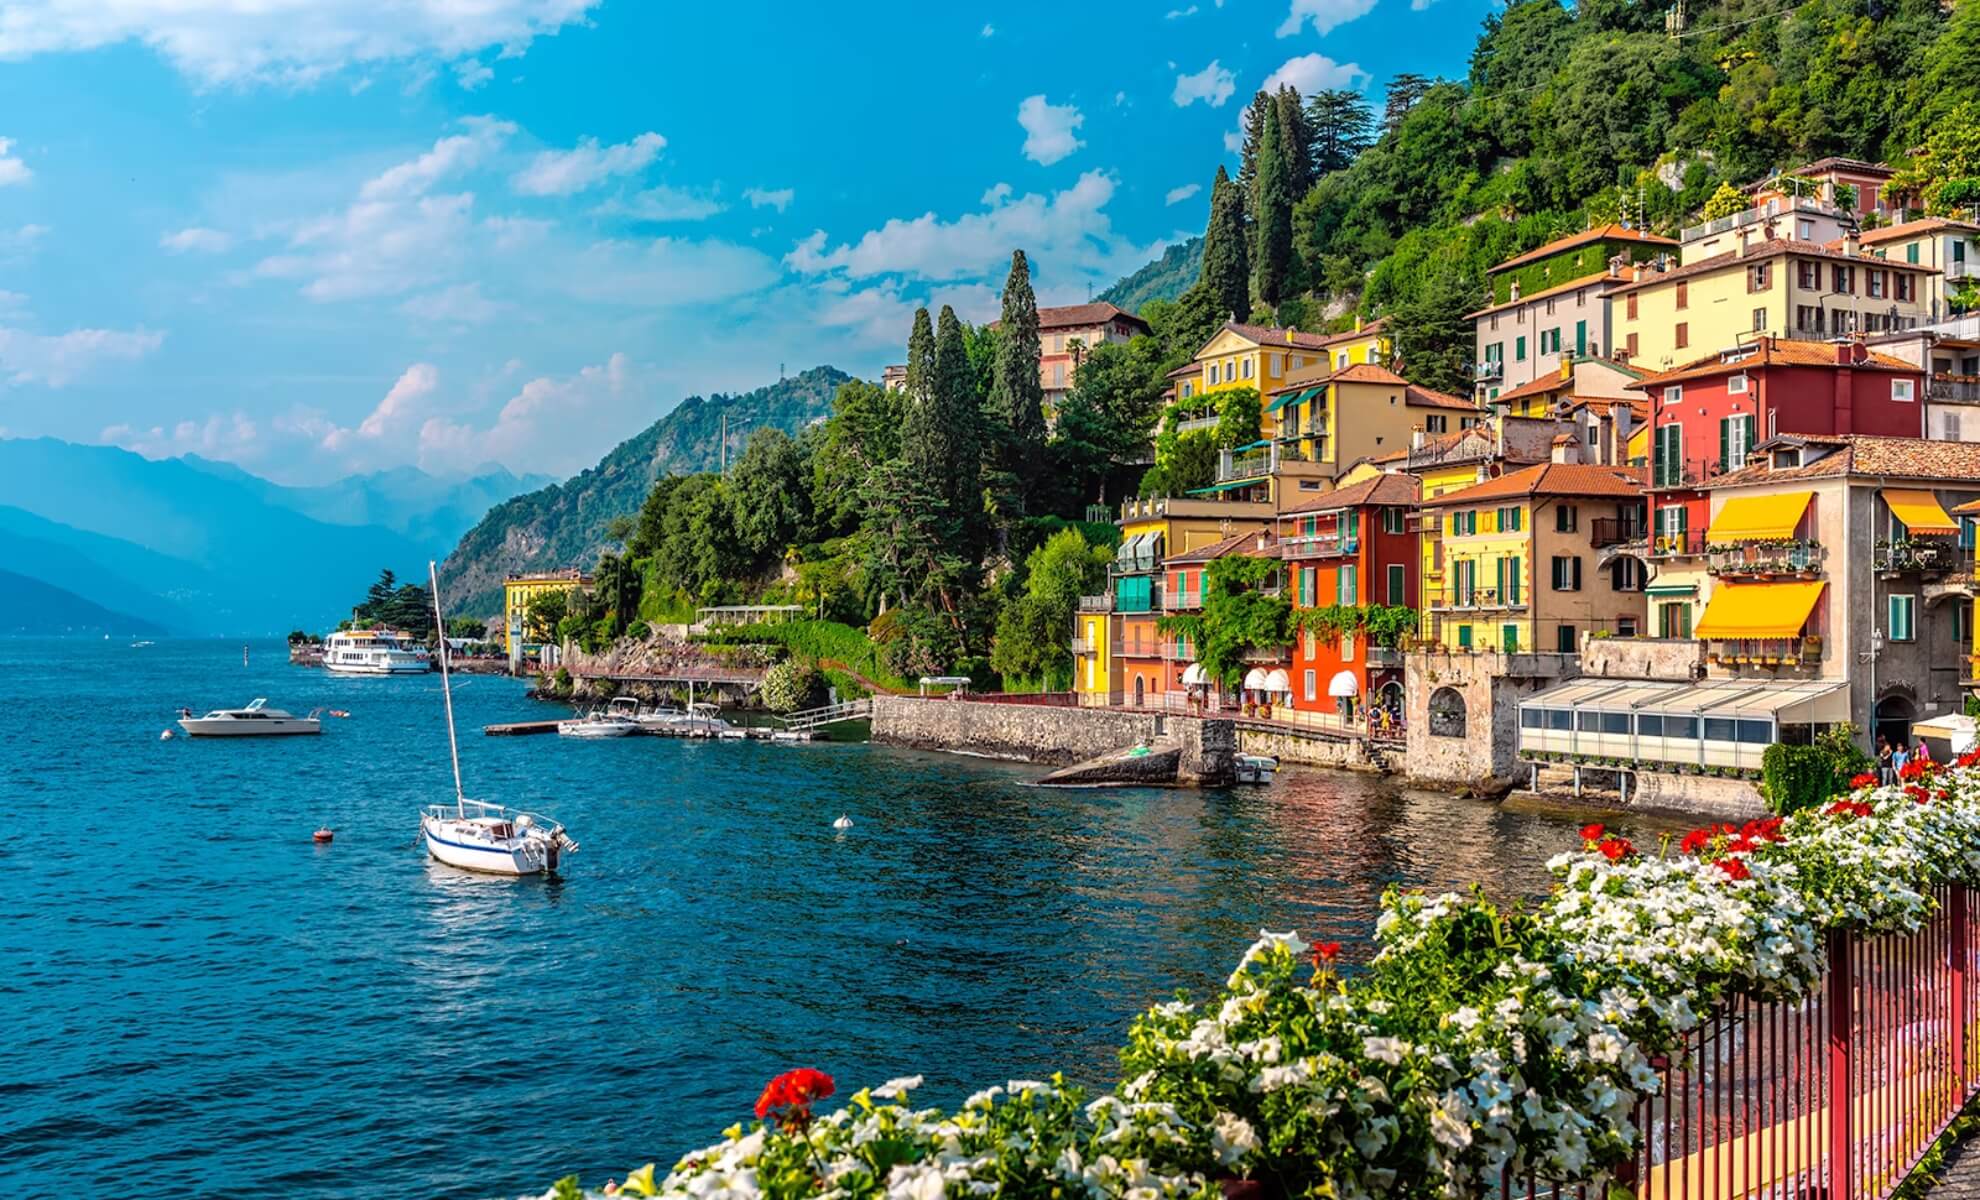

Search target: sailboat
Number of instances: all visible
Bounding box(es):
[418,561,578,876]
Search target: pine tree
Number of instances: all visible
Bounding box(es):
[1199,166,1251,324]
[1252,100,1295,309]
[1305,89,1374,175]
[904,307,936,411]
[988,250,1047,466]
[1383,73,1432,137]
[1236,90,1273,206]
[1274,85,1315,196]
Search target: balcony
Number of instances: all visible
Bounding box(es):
[1429,587,1527,613]
[1589,517,1647,549]
[1279,532,1358,559]
[1077,593,1112,612]
[1069,637,1096,656]
[1474,359,1504,382]
[1928,377,1980,404]
[1708,539,1825,579]
[1217,447,1273,483]
[1650,456,1742,490]
[1366,646,1404,669]
[1650,530,1709,558]
[1951,261,1975,281]
[1172,415,1220,436]
[1704,635,1823,673]
[1874,538,1967,576]
[1164,590,1204,612]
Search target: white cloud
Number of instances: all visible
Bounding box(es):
[784,169,1163,293]
[743,186,794,213]
[1173,60,1235,108]
[1275,0,1378,37]
[0,290,26,315]
[1017,95,1084,166]
[0,0,600,86]
[0,324,164,387]
[0,224,48,258]
[1165,183,1202,206]
[597,185,724,222]
[415,353,640,476]
[0,138,30,187]
[360,115,514,202]
[513,131,664,196]
[399,282,505,324]
[160,226,233,254]
[454,58,493,90]
[103,412,259,462]
[1165,6,1199,17]
[320,362,439,453]
[556,237,781,307]
[1261,52,1369,95]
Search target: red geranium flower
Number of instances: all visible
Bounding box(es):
[1580,823,1606,844]
[1598,836,1634,862]
[755,1068,836,1127]
[1313,941,1341,965]
[1825,799,1874,819]
[1717,858,1751,882]
[1679,828,1711,855]
[1899,760,1928,782]
[1905,784,1931,804]
[1741,816,1785,844]
[1850,772,1878,789]
[1959,750,1980,769]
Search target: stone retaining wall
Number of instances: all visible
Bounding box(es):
[1238,727,1370,770]
[872,696,1165,765]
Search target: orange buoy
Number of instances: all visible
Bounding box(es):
[312,828,334,844]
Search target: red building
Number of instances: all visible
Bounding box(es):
[1276,473,1420,723]
[1155,528,1283,708]
[1635,337,1927,553]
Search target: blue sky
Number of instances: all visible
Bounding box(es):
[0,0,1490,484]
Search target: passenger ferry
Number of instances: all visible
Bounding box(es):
[322,629,431,675]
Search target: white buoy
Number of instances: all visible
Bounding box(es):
[160,729,175,740]
[832,814,853,830]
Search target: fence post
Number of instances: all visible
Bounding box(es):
[1955,885,1970,1093]
[1828,927,1854,1200]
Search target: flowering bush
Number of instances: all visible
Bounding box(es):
[558,758,1980,1200]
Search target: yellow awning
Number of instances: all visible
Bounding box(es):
[1883,489,1957,535]
[1706,491,1813,542]
[1695,581,1826,640]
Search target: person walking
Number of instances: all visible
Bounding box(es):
[1878,735,1894,784]
[1893,739,1911,779]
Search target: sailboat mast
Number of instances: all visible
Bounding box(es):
[428,561,466,809]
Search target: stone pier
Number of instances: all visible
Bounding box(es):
[871,696,1234,786]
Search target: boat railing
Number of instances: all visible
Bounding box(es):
[424,797,565,830]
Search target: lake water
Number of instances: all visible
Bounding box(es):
[0,638,1623,1197]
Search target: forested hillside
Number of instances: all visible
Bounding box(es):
[1103,0,1980,391]
[441,366,851,614]
[1098,237,1203,312]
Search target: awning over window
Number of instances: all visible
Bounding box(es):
[1706,491,1813,542]
[1694,580,1826,640]
[1267,385,1320,414]
[1645,583,1697,597]
[1883,488,1957,535]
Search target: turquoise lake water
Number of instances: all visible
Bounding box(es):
[0,638,1612,1197]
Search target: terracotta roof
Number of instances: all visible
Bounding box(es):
[1281,472,1421,515]
[1793,157,1894,178]
[1034,301,1151,332]
[1559,394,1650,420]
[1710,435,1980,488]
[1162,528,1279,565]
[1607,240,1936,296]
[1627,337,1922,388]
[1166,361,1201,379]
[1331,362,1408,385]
[1490,371,1577,405]
[1466,270,1614,319]
[1420,462,1647,507]
[1859,217,1980,246]
[1406,384,1479,411]
[1492,224,1678,274]
[1215,321,1337,351]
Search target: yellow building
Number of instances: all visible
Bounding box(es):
[503,570,589,652]
[1611,240,1939,373]
[1418,462,1649,653]
[1176,318,1392,404]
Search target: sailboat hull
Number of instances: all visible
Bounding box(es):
[420,814,557,876]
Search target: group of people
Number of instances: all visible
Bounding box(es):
[1878,733,1933,784]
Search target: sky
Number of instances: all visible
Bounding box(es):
[0,0,1492,485]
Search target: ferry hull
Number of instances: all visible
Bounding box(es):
[325,660,430,675]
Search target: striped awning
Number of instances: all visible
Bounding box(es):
[1267,386,1320,414]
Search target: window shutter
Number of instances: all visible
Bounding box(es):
[1572,557,1582,591]
[1719,418,1729,471]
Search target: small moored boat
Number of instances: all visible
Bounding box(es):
[1233,753,1278,785]
[418,562,577,877]
[178,699,322,737]
[558,711,639,738]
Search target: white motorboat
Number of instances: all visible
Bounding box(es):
[418,562,577,877]
[177,698,322,737]
[558,711,640,738]
[323,629,431,675]
[1233,753,1278,785]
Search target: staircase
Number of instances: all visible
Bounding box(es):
[778,698,874,733]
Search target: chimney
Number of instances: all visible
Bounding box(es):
[1738,229,1752,257]
[1354,315,1364,333]
[1286,328,1297,344]
[1411,424,1426,450]
[1632,263,1645,284]
[1845,231,1861,257]
[1559,357,1573,382]
[1510,280,1522,302]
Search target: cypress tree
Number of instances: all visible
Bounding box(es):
[988,250,1047,462]
[1252,100,1295,308]
[904,306,936,412]
[1236,90,1272,207]
[1199,166,1251,324]
[933,304,981,536]
[1274,85,1315,196]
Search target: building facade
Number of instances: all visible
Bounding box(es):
[503,570,589,653]
[1029,302,1152,409]
[1277,473,1419,722]
[1859,218,1980,320]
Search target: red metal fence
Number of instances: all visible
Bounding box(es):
[1519,886,1976,1200]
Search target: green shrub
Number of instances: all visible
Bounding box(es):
[761,660,826,713]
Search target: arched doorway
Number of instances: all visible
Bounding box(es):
[1428,687,1466,738]
[1133,675,1145,708]
[1876,692,1917,750]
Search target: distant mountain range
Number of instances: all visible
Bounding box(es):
[0,439,548,635]
[0,569,165,637]
[442,365,852,615]
[1098,236,1202,314]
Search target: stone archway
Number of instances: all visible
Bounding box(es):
[1876,691,1918,749]
[1428,687,1466,738]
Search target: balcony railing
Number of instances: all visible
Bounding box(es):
[1164,590,1203,611]
[1279,532,1358,559]
[1172,415,1220,436]
[1429,587,1527,612]
[1474,359,1504,381]
[1928,377,1980,403]
[1069,638,1095,656]
[1708,539,1825,578]
[1651,530,1709,558]
[1703,635,1823,670]
[1218,449,1273,482]
[1590,517,1647,549]
[1115,585,1163,615]
[1077,593,1112,612]
[1874,538,1968,574]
